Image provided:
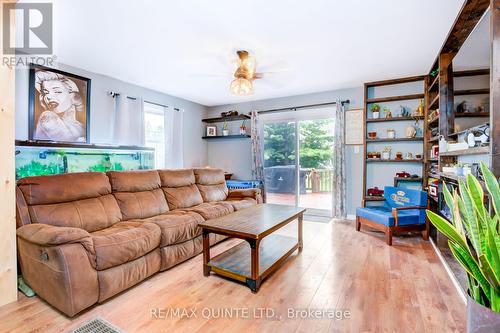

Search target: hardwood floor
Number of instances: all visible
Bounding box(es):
[0,220,465,333]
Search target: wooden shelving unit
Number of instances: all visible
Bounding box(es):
[363,76,426,201]
[439,146,489,156]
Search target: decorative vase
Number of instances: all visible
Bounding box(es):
[387,129,396,139]
[467,295,500,333]
[405,125,417,138]
[382,151,390,160]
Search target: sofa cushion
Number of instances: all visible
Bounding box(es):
[224,198,257,211]
[356,206,425,227]
[193,168,228,202]
[91,221,161,270]
[108,170,169,220]
[184,202,234,220]
[113,189,169,220]
[158,169,204,209]
[28,194,122,232]
[107,170,161,192]
[18,172,112,205]
[133,211,204,247]
[18,172,121,232]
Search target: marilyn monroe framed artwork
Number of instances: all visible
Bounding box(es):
[28,64,91,143]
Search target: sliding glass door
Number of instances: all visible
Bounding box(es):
[262,108,335,216]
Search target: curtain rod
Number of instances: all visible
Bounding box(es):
[256,100,350,115]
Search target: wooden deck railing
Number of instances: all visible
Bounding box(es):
[304,168,333,192]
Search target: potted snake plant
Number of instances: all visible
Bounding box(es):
[426,162,500,332]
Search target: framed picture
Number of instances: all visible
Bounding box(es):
[345,109,363,145]
[206,126,217,137]
[29,64,91,143]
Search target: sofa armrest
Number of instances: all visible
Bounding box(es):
[17,224,95,255]
[391,206,427,226]
[227,188,263,203]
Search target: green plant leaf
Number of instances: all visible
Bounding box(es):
[479,253,500,292]
[467,174,488,226]
[426,210,468,250]
[481,161,500,218]
[486,225,500,286]
[449,241,491,300]
[459,179,482,255]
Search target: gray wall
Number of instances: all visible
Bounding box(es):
[15,63,209,168]
[206,88,364,216]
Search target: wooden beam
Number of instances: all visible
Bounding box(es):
[491,0,500,176]
[0,0,18,307]
[441,0,490,54]
[439,53,455,137]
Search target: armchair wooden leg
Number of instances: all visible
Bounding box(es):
[422,221,430,241]
[356,217,361,231]
[386,228,393,246]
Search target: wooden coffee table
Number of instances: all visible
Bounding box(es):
[199,203,305,292]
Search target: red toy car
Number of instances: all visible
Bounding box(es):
[396,171,411,178]
[367,187,384,196]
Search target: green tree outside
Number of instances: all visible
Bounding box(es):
[263,119,334,169]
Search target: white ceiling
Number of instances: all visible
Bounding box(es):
[50,0,466,106]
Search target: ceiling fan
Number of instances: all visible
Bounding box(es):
[230,50,264,96]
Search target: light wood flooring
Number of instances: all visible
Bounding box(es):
[0,220,465,333]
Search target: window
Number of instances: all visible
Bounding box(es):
[144,102,167,168]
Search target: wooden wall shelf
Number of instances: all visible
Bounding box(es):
[439,146,489,156]
[366,93,424,104]
[364,196,385,201]
[454,88,489,96]
[366,159,423,163]
[366,116,423,123]
[455,112,489,118]
[202,114,250,123]
[202,135,251,140]
[366,137,423,143]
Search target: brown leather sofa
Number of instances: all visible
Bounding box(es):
[15,168,262,316]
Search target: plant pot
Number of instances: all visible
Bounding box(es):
[222,129,229,136]
[372,111,380,119]
[467,295,500,333]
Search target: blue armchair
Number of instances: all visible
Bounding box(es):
[355,186,429,245]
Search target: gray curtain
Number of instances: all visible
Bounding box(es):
[250,110,266,202]
[332,99,346,218]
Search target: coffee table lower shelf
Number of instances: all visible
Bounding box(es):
[206,234,299,292]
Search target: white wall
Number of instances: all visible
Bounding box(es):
[15,63,209,167]
[206,88,364,216]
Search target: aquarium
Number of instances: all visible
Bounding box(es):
[15,145,155,180]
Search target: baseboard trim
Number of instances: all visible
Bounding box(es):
[429,237,467,304]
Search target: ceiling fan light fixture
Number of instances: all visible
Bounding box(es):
[230,77,253,96]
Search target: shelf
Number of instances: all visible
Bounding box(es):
[202,114,250,123]
[366,159,423,163]
[455,112,489,118]
[202,135,251,140]
[440,173,486,188]
[364,196,385,201]
[439,146,489,156]
[366,93,424,104]
[454,68,489,77]
[427,115,439,126]
[448,123,489,137]
[428,75,439,91]
[366,116,424,123]
[454,88,489,96]
[429,94,439,109]
[428,172,440,179]
[428,157,439,162]
[395,177,422,182]
[366,137,423,143]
